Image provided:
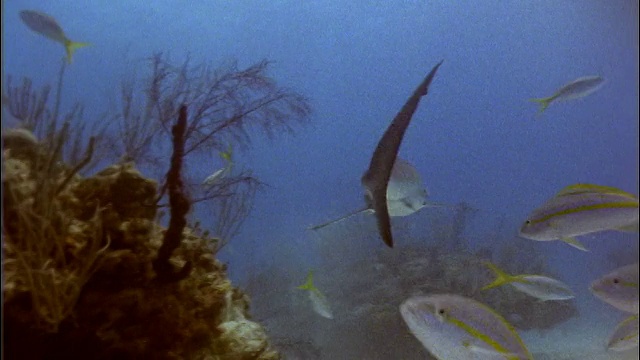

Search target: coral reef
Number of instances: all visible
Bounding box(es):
[2,130,279,359]
[249,208,577,359]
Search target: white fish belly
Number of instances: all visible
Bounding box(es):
[512,281,574,301]
[309,291,333,319]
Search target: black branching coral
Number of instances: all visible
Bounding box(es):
[153,105,193,282]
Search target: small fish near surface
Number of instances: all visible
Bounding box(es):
[297,270,333,319]
[361,60,443,248]
[307,157,448,231]
[482,262,574,301]
[529,75,605,114]
[591,263,639,314]
[519,183,639,251]
[400,293,532,360]
[202,144,234,186]
[20,10,90,63]
[608,315,639,352]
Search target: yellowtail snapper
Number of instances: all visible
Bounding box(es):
[482,262,574,301]
[591,263,639,314]
[19,10,90,63]
[608,315,639,352]
[519,183,639,251]
[400,294,532,359]
[297,270,333,319]
[530,75,605,114]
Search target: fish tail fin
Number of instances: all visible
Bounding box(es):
[529,96,553,114]
[481,262,513,290]
[297,271,316,291]
[561,237,589,252]
[220,143,233,163]
[64,40,91,63]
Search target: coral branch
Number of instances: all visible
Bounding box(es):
[55,136,95,195]
[153,105,193,282]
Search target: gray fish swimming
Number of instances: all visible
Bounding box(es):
[297,270,333,319]
[591,263,639,314]
[20,10,90,63]
[481,262,575,301]
[361,60,443,248]
[608,315,639,352]
[519,183,639,251]
[530,75,605,113]
[400,293,532,359]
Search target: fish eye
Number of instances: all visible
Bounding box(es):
[438,309,446,315]
[613,278,620,284]
[525,220,531,224]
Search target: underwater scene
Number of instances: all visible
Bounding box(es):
[1,1,638,359]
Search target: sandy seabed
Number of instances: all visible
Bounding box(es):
[521,308,638,360]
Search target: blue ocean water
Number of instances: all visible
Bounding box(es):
[3,1,638,359]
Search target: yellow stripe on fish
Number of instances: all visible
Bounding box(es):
[556,183,638,199]
[528,202,639,225]
[445,311,521,359]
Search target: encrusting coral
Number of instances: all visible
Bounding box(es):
[2,128,279,360]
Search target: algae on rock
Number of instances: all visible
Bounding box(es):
[2,130,280,359]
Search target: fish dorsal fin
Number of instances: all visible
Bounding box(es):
[362,60,443,248]
[556,183,638,199]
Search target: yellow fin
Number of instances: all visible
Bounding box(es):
[64,39,91,63]
[529,96,553,114]
[297,270,316,291]
[561,237,588,252]
[220,143,233,163]
[482,262,514,291]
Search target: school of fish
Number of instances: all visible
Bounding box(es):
[15,7,639,360]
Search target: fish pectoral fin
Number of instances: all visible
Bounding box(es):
[465,343,518,359]
[561,237,589,252]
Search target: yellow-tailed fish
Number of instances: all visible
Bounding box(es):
[529,75,605,114]
[400,294,532,359]
[482,262,574,301]
[519,184,639,251]
[202,144,234,186]
[608,315,639,352]
[20,10,90,63]
[297,271,333,319]
[591,263,639,314]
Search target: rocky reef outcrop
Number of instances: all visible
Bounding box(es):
[2,128,279,360]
